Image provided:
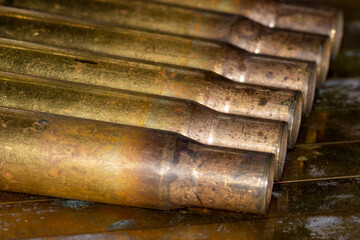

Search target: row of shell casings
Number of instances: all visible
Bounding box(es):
[150,0,343,59]
[0,1,342,214]
[0,0,341,85]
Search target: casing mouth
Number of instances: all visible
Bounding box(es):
[274,122,288,181]
[317,37,332,86]
[287,91,303,148]
[303,62,317,117]
[331,10,344,60]
[261,154,276,214]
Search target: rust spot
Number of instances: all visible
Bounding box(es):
[258,98,268,106]
[244,88,255,95]
[34,119,49,130]
[266,72,274,79]
[3,172,12,180]
[238,63,247,72]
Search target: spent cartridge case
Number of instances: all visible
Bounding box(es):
[0,7,316,116]
[150,0,343,59]
[0,71,288,180]
[0,107,276,214]
[0,38,302,147]
[4,0,331,85]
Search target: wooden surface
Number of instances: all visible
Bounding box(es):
[1,1,360,239]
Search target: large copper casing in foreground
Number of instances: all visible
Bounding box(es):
[152,0,343,59]
[0,71,287,180]
[0,107,276,214]
[0,7,316,116]
[0,39,302,148]
[5,0,331,85]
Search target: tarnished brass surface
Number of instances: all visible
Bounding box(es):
[151,0,344,59]
[0,38,302,148]
[0,1,356,239]
[0,6,317,116]
[0,72,287,179]
[0,106,276,214]
[1,178,359,239]
[0,0,331,85]
[280,0,344,59]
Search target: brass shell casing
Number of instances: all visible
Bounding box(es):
[0,39,302,147]
[2,0,330,85]
[0,107,276,214]
[151,0,343,60]
[0,7,316,116]
[0,71,288,180]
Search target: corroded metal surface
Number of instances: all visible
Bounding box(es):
[151,0,343,59]
[0,107,276,214]
[0,72,287,178]
[0,39,302,148]
[0,6,317,116]
[1,59,358,239]
[0,1,357,239]
[0,0,331,85]
[1,178,359,239]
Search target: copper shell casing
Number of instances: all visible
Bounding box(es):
[3,0,330,85]
[0,38,302,148]
[0,107,275,214]
[151,0,343,60]
[0,7,316,116]
[0,71,287,180]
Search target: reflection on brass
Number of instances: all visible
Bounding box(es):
[0,6,316,116]
[152,0,344,60]
[0,106,276,214]
[0,72,287,179]
[0,0,332,86]
[0,38,302,148]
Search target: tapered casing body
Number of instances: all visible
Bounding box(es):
[0,107,276,214]
[0,39,302,147]
[0,7,316,116]
[0,71,288,179]
[150,0,343,59]
[1,0,330,85]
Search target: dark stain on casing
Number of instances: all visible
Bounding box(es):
[0,107,275,214]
